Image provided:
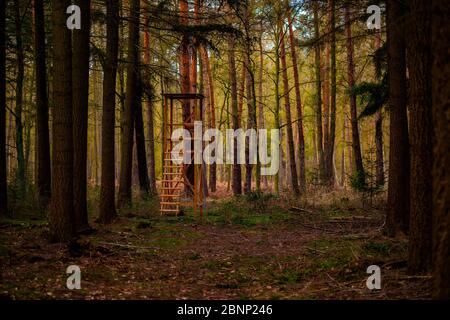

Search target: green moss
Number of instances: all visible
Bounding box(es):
[150,237,186,249]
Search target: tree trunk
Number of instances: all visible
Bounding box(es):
[432,0,450,299]
[274,21,282,195]
[287,7,306,193]
[374,32,384,187]
[72,0,91,232]
[33,0,51,207]
[322,4,331,184]
[0,0,7,216]
[344,2,365,186]
[99,0,119,223]
[13,0,25,194]
[227,35,242,195]
[326,0,337,187]
[238,63,245,128]
[280,31,299,196]
[49,0,75,242]
[385,0,410,236]
[134,76,150,198]
[258,23,268,190]
[179,0,194,196]
[407,0,432,274]
[313,2,325,184]
[143,6,157,196]
[341,104,347,188]
[118,0,140,208]
[199,45,217,193]
[243,59,252,194]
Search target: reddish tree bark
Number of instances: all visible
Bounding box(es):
[345,2,365,186]
[179,0,195,195]
[227,35,242,195]
[280,32,299,196]
[287,7,306,193]
[199,45,217,192]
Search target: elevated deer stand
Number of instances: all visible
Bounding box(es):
[160,93,205,217]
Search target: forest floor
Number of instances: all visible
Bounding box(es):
[0,187,432,300]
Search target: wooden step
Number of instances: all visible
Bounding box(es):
[160,202,194,206]
[160,194,181,198]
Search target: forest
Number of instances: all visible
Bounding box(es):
[0,0,449,300]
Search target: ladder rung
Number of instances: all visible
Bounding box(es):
[163,173,183,175]
[160,194,181,198]
[161,202,194,206]
[160,209,181,212]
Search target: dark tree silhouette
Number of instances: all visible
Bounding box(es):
[49,0,75,242]
[99,0,120,224]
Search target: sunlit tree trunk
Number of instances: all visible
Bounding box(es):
[313,2,325,183]
[273,20,282,195]
[280,30,299,196]
[227,35,242,195]
[287,7,306,193]
[258,23,268,190]
[344,2,365,186]
[179,0,194,196]
[238,63,245,128]
[199,45,217,193]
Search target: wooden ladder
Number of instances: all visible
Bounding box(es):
[159,135,186,214]
[159,94,204,216]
